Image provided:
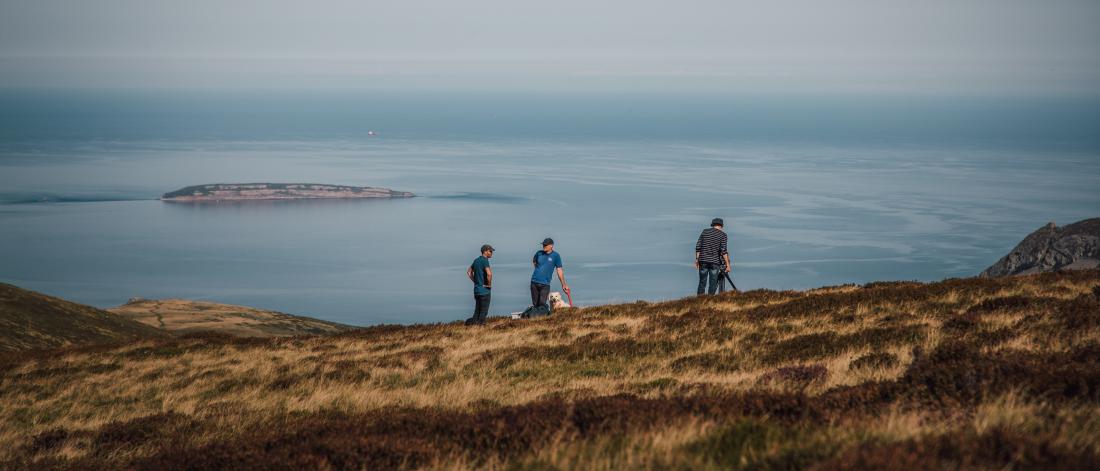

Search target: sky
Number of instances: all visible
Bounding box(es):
[1,0,1099,94]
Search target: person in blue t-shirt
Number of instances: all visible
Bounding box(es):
[465,244,494,326]
[530,238,568,309]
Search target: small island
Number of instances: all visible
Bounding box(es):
[161,183,415,202]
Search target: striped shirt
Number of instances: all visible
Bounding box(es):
[695,227,728,265]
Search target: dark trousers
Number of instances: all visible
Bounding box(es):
[530,282,550,307]
[466,294,490,325]
[697,262,725,295]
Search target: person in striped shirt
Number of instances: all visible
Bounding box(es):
[695,218,731,295]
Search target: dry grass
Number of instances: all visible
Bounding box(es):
[109,299,352,337]
[2,270,1099,469]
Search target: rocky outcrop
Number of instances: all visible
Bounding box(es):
[980,218,1100,277]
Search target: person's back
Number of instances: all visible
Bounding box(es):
[695,218,730,295]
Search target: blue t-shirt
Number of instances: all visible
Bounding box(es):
[531,250,562,286]
[471,255,491,296]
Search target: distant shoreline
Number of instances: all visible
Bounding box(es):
[160,183,415,202]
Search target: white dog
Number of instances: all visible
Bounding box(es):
[549,292,571,309]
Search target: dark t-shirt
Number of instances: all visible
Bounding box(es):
[531,250,562,286]
[471,255,491,296]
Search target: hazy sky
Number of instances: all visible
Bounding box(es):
[1,0,1098,94]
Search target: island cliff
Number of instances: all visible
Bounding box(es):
[161,183,415,202]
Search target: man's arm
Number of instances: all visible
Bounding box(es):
[485,267,493,288]
[556,267,569,292]
[467,266,475,283]
[695,233,703,269]
[722,233,731,272]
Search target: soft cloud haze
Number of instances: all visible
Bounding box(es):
[1,0,1098,93]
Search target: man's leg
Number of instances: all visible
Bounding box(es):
[465,294,478,325]
[707,266,720,295]
[697,264,709,295]
[538,284,551,307]
[475,294,490,324]
[530,282,540,307]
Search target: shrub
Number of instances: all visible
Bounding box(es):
[24,428,71,454]
[669,352,739,373]
[93,412,200,455]
[817,426,1100,470]
[1052,295,1100,330]
[900,341,1100,407]
[683,419,836,470]
[966,295,1031,313]
[762,325,925,365]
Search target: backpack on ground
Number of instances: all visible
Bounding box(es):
[520,304,552,318]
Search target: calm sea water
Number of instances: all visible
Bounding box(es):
[1,90,1098,325]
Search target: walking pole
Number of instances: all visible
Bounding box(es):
[723,272,739,292]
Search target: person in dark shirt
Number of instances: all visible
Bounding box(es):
[465,244,494,326]
[695,218,731,295]
[531,238,568,309]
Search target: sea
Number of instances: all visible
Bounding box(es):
[1,89,1098,325]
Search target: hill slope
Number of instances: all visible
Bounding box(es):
[2,271,1099,469]
[109,299,353,337]
[0,283,167,352]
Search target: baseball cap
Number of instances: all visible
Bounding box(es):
[480,244,495,253]
[541,238,554,246]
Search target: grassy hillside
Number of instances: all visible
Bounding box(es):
[2,271,1099,469]
[0,283,167,352]
[110,299,353,337]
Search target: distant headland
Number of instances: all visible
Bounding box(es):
[161,183,415,202]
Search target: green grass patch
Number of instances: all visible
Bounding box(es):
[683,419,839,470]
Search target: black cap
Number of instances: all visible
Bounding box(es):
[542,238,554,246]
[711,218,724,227]
[480,244,495,253]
